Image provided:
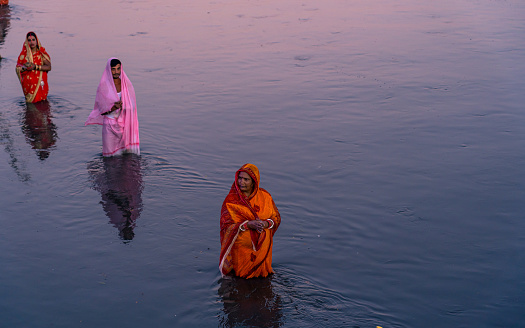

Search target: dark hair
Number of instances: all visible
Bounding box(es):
[26,32,39,49]
[110,58,121,68]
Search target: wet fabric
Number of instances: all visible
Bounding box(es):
[220,163,281,278]
[85,57,140,156]
[15,32,50,103]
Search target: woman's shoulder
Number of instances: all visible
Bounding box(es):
[258,188,273,199]
[38,47,51,59]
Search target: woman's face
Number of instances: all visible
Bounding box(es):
[237,171,254,196]
[27,35,37,49]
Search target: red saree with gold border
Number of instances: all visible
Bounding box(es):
[15,32,50,103]
[219,163,281,279]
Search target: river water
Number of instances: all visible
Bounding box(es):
[1,0,524,327]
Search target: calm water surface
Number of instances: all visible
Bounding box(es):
[1,0,524,327]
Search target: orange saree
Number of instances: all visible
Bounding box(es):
[220,164,281,279]
[15,32,50,103]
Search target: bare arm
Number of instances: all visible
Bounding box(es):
[40,57,51,72]
[21,57,51,72]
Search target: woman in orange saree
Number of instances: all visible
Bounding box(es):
[220,163,281,279]
[15,31,51,103]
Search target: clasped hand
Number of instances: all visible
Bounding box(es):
[247,219,267,233]
[22,62,35,71]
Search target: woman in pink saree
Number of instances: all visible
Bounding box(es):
[85,58,139,156]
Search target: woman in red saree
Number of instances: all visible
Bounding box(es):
[220,163,281,279]
[15,31,51,103]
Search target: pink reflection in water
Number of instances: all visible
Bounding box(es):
[88,154,144,241]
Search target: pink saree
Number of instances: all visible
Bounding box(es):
[85,57,140,156]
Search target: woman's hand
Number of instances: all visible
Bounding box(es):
[247,219,268,233]
[21,63,34,71]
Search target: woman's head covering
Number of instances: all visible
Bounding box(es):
[26,31,38,44]
[234,163,260,199]
[220,163,281,277]
[19,31,48,64]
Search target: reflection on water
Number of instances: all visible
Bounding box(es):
[0,3,9,47]
[217,267,376,327]
[87,154,144,242]
[268,267,385,327]
[0,109,30,182]
[21,100,57,160]
[218,275,283,328]
[1,0,524,326]
[0,96,78,182]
